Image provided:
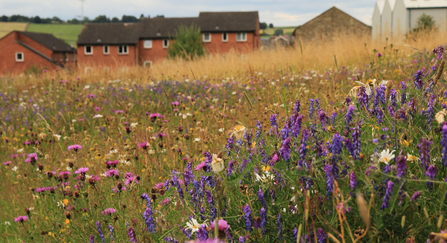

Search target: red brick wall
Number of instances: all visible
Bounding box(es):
[139,39,171,64]
[202,32,256,54]
[77,44,137,68]
[0,32,57,75]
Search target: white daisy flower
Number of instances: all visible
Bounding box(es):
[12,166,18,171]
[185,218,206,234]
[378,149,395,164]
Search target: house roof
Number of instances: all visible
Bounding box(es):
[198,11,259,32]
[387,0,397,10]
[139,17,199,38]
[403,0,447,8]
[77,23,140,45]
[20,31,75,52]
[377,0,386,14]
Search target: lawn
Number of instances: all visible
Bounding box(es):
[27,23,84,45]
[262,26,298,36]
[0,23,28,39]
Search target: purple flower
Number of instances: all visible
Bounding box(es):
[97,221,105,243]
[419,137,432,170]
[426,164,437,190]
[255,121,262,140]
[105,169,119,177]
[317,228,327,243]
[206,191,217,221]
[331,111,337,126]
[25,153,38,163]
[349,171,357,190]
[14,215,28,222]
[318,109,328,129]
[242,204,253,232]
[381,180,394,210]
[401,81,407,104]
[442,124,447,167]
[298,129,309,167]
[68,144,82,152]
[226,136,234,156]
[109,225,115,241]
[279,138,291,162]
[3,161,11,166]
[90,235,94,243]
[292,114,303,138]
[260,207,267,235]
[197,224,209,240]
[413,69,424,89]
[309,99,315,120]
[352,125,362,160]
[106,160,119,168]
[143,207,156,233]
[210,219,230,231]
[138,142,149,150]
[102,208,117,215]
[345,105,355,129]
[396,155,407,178]
[276,213,284,241]
[257,189,267,210]
[324,164,334,195]
[127,227,137,243]
[270,114,278,135]
[75,167,89,175]
[412,191,422,202]
[172,170,184,200]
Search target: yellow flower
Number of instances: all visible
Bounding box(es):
[63,199,69,205]
[45,216,49,220]
[65,219,70,224]
[141,169,146,172]
[261,165,271,172]
[402,140,409,147]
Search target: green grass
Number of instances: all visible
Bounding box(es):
[27,23,84,45]
[0,23,28,39]
[261,26,298,36]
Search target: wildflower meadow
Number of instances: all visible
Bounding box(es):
[3,42,447,243]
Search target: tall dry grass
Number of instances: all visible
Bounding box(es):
[2,30,446,87]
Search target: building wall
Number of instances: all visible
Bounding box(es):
[294,8,371,42]
[381,0,393,37]
[18,33,53,59]
[77,44,137,69]
[372,3,382,39]
[202,32,257,54]
[139,39,171,64]
[392,0,408,36]
[409,8,447,32]
[0,32,57,75]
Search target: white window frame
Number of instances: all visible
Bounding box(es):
[236,32,247,42]
[202,33,211,42]
[103,45,109,55]
[65,53,69,61]
[222,32,228,42]
[144,61,153,67]
[118,45,128,55]
[84,45,93,55]
[163,39,169,48]
[85,67,93,74]
[60,53,63,61]
[144,40,152,49]
[15,52,24,62]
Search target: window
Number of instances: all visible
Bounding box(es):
[15,52,24,62]
[163,39,169,48]
[85,67,93,74]
[203,33,211,42]
[118,45,128,54]
[60,53,63,61]
[144,61,152,67]
[65,53,69,61]
[85,45,93,55]
[236,32,247,42]
[103,45,109,54]
[144,40,152,49]
[222,33,228,42]
[73,53,77,61]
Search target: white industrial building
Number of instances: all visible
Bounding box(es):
[372,0,447,39]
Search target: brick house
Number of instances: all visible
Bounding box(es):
[292,7,371,42]
[0,31,76,75]
[77,11,260,70]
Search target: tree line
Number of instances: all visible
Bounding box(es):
[0,14,165,24]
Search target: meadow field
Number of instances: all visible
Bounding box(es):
[27,23,84,45]
[0,23,28,39]
[3,31,447,242]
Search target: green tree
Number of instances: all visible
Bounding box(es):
[260,22,267,29]
[122,15,138,23]
[0,15,8,22]
[268,23,274,28]
[111,17,120,23]
[414,13,436,32]
[274,28,284,36]
[32,16,41,23]
[93,15,110,23]
[167,24,204,60]
[67,18,80,24]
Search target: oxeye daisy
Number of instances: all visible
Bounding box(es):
[378,149,395,164]
[185,218,205,234]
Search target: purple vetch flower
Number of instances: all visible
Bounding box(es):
[294,99,301,113]
[401,81,407,105]
[279,138,291,162]
[426,164,437,190]
[358,86,369,110]
[239,236,247,242]
[197,224,209,240]
[388,104,395,117]
[143,207,156,233]
[418,137,432,170]
[381,180,395,210]
[276,213,284,241]
[442,124,447,167]
[227,160,235,176]
[324,164,334,195]
[206,191,217,221]
[412,191,422,202]
[172,170,184,200]
[270,114,278,135]
[109,225,115,241]
[226,136,234,156]
[331,111,337,126]
[421,94,436,130]
[317,228,327,243]
[75,167,89,175]
[413,70,424,89]
[257,189,268,210]
[349,171,357,190]
[396,155,407,178]
[345,138,354,158]
[90,235,94,243]
[292,227,298,242]
[318,109,328,130]
[97,221,105,243]
[390,89,398,109]
[164,237,179,243]
[101,208,117,215]
[345,105,355,129]
[309,99,315,120]
[127,226,137,243]
[242,204,253,232]
[292,114,303,138]
[68,144,82,152]
[298,129,309,167]
[256,120,262,141]
[260,207,267,235]
[352,124,362,160]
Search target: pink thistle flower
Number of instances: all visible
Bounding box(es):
[75,167,89,175]
[105,169,119,177]
[102,208,117,215]
[3,161,11,166]
[14,216,28,222]
[68,144,83,152]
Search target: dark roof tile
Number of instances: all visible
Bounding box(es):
[77,23,140,45]
[20,31,75,52]
[198,11,259,32]
[139,17,199,38]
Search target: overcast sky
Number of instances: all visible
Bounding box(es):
[1,0,375,26]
